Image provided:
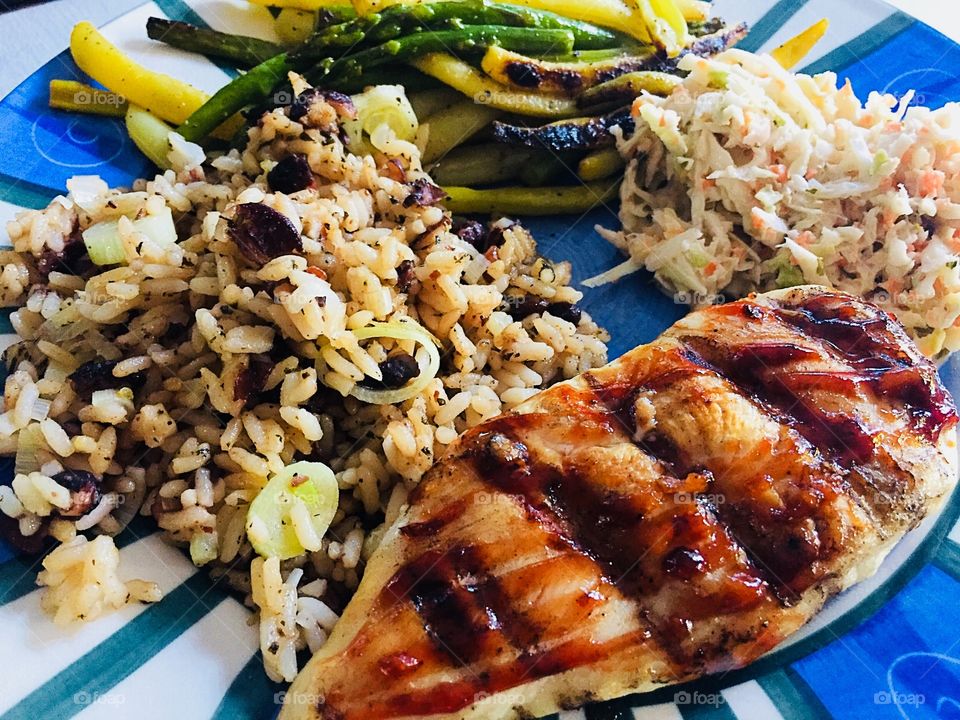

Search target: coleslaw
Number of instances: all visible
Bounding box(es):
[595,49,960,358]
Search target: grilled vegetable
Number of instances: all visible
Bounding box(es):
[628,0,689,56]
[407,87,462,120]
[444,181,619,215]
[517,151,579,186]
[480,45,669,95]
[247,0,349,8]
[146,17,283,68]
[504,0,651,42]
[578,70,681,108]
[411,53,579,118]
[281,287,959,720]
[292,0,619,61]
[327,67,440,93]
[49,79,128,117]
[178,53,292,142]
[771,18,829,69]
[428,143,537,186]
[421,98,499,163]
[676,0,710,23]
[70,21,208,125]
[276,7,318,43]
[491,107,633,151]
[314,26,577,84]
[685,21,749,58]
[577,146,624,181]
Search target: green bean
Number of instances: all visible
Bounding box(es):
[443,181,620,215]
[177,53,292,142]
[408,87,463,121]
[577,147,625,181]
[422,98,499,164]
[146,17,283,68]
[428,144,535,186]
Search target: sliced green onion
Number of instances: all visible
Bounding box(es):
[344,84,419,152]
[190,530,219,566]
[125,104,174,169]
[348,319,441,405]
[81,220,127,266]
[246,461,339,560]
[91,387,135,414]
[81,207,177,266]
[14,423,45,476]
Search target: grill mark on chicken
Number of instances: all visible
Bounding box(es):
[462,416,777,668]
[581,337,861,599]
[285,289,959,720]
[678,297,956,539]
[384,544,543,666]
[749,295,957,442]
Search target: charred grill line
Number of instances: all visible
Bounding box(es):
[767,296,957,442]
[581,340,856,600]
[580,372,797,607]
[287,290,958,720]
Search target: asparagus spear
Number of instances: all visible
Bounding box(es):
[292,0,617,61]
[313,26,576,84]
[146,17,284,68]
[177,53,292,142]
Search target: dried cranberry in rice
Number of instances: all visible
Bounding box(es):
[505,294,549,320]
[268,154,314,194]
[546,302,582,324]
[381,158,407,183]
[52,469,102,518]
[290,88,356,123]
[361,353,420,390]
[228,203,303,265]
[37,220,92,279]
[451,218,487,250]
[234,354,275,407]
[484,220,517,250]
[403,178,446,208]
[396,260,418,293]
[69,359,119,396]
[0,512,47,555]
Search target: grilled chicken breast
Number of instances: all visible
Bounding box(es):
[283,286,958,720]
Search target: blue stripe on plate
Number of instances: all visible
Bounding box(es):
[211,652,285,720]
[756,668,834,720]
[0,172,57,210]
[737,0,811,53]
[0,570,223,720]
[0,515,157,607]
[933,539,960,581]
[676,700,738,720]
[801,11,916,75]
[0,309,15,336]
[152,0,241,78]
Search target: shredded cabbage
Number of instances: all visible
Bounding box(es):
[607,49,960,357]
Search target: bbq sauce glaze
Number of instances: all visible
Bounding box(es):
[312,294,957,720]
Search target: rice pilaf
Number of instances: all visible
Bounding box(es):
[0,81,608,680]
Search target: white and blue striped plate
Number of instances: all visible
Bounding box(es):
[1,1,960,718]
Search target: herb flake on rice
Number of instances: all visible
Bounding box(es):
[0,79,608,681]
